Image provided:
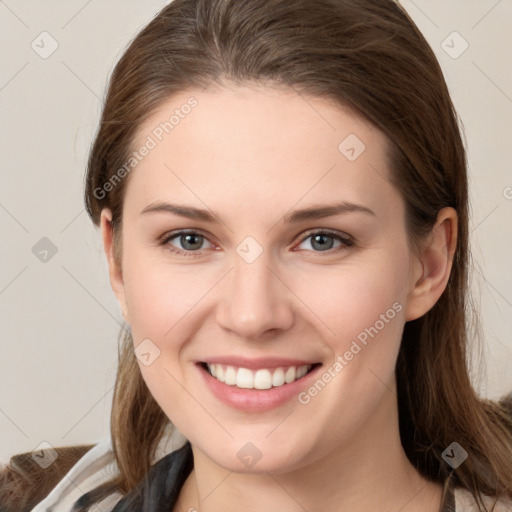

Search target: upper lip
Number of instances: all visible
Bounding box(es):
[199,356,319,369]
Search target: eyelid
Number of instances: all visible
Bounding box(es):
[159,229,217,249]
[296,228,353,244]
[160,228,353,245]
[160,227,354,258]
[293,228,354,253]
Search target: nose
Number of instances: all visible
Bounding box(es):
[216,250,295,340]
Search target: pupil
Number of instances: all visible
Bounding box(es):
[182,234,202,250]
[312,234,333,251]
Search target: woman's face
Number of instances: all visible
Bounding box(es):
[103,83,431,473]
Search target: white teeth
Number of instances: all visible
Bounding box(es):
[206,363,313,389]
[254,369,272,390]
[285,366,296,383]
[224,366,237,385]
[297,365,307,379]
[236,368,254,389]
[272,367,285,387]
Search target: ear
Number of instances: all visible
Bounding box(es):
[100,208,129,323]
[404,207,458,321]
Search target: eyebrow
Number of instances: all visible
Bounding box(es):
[140,200,375,224]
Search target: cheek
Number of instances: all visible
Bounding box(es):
[290,251,410,348]
[123,239,410,353]
[123,253,214,343]
[286,261,408,446]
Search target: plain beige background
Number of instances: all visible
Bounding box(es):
[0,0,511,464]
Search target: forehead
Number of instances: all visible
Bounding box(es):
[126,84,399,222]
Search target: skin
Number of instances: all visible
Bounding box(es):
[101,82,457,512]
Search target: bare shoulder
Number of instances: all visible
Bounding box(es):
[454,488,512,511]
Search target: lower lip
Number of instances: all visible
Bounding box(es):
[197,364,321,412]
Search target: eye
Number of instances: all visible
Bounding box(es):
[159,229,354,258]
[160,230,214,257]
[295,229,354,254]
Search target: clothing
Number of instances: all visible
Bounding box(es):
[31,427,512,511]
[30,426,189,512]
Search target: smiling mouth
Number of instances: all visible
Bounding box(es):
[200,362,320,390]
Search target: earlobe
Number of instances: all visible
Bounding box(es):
[404,207,458,322]
[100,209,129,321]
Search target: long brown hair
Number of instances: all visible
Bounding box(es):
[14,0,512,510]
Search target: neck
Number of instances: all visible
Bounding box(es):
[176,392,443,512]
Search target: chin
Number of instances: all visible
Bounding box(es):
[192,434,315,475]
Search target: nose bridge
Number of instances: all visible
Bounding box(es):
[216,247,293,339]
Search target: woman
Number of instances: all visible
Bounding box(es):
[2,0,512,511]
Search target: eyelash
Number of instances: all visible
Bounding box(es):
[159,229,354,258]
